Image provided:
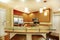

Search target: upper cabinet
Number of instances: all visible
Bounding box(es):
[13,8,51,22]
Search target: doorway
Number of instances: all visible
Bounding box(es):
[52,13,60,33]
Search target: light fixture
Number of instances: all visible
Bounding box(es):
[21,0,25,2]
[36,0,41,3]
[43,0,47,9]
[0,0,10,3]
[43,6,47,9]
[44,10,48,16]
[58,9,60,11]
[43,0,47,3]
[39,8,43,13]
[24,7,30,13]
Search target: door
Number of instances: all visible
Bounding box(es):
[52,13,60,33]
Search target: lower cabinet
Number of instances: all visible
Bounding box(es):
[4,33,10,40]
[11,34,26,40]
[10,34,45,40]
[4,33,46,40]
[32,35,44,40]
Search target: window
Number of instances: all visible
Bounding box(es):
[14,15,24,26]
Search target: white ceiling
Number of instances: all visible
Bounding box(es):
[0,0,60,12]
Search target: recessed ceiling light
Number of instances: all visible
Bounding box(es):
[21,0,25,2]
[36,0,41,3]
[24,7,30,13]
[0,0,10,3]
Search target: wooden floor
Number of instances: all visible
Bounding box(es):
[11,34,26,40]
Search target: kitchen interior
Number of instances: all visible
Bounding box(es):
[0,0,60,40]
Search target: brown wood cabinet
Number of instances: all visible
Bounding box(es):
[14,8,51,22]
[11,34,26,40]
[32,35,44,40]
[4,33,10,40]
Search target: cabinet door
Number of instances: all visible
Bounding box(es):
[32,35,44,40]
[4,33,10,40]
[11,34,26,40]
